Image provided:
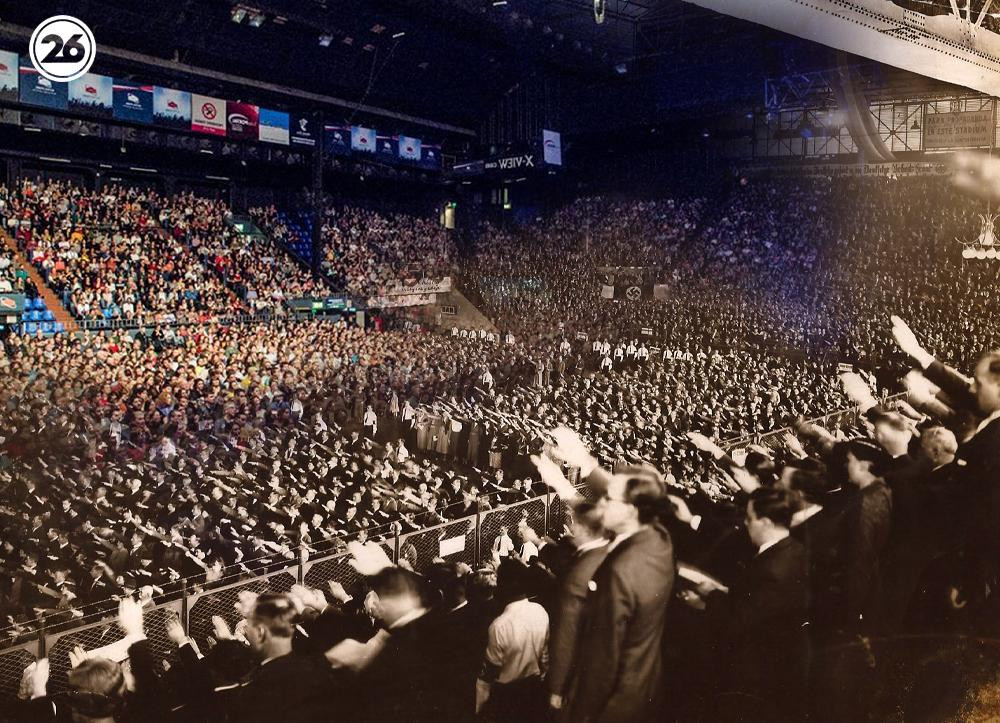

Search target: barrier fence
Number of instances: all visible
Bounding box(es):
[0,492,572,710]
[721,393,908,453]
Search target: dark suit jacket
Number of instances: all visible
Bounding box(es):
[705,536,810,709]
[567,524,675,723]
[841,481,893,630]
[359,610,453,723]
[548,543,609,697]
[231,651,342,723]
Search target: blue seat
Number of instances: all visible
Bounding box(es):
[53,322,65,333]
[23,322,37,334]
[32,297,46,310]
[40,321,53,333]
[29,310,41,321]
[42,310,54,321]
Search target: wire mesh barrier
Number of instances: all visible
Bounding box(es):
[478,498,547,562]
[0,490,575,710]
[0,642,37,706]
[186,570,296,652]
[721,393,907,453]
[399,517,478,571]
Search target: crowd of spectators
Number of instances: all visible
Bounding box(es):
[2,160,1000,720]
[0,181,236,323]
[316,204,455,295]
[158,194,331,311]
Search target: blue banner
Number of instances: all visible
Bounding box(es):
[113,80,154,124]
[19,60,67,110]
[351,125,376,153]
[398,135,422,162]
[68,73,113,118]
[325,124,351,156]
[420,143,442,170]
[153,87,191,129]
[376,134,397,162]
[258,108,289,145]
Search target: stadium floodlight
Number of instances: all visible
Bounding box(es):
[231,6,247,23]
[595,0,606,24]
[248,11,266,27]
[319,33,334,46]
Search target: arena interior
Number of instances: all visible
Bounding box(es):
[2,1,1000,721]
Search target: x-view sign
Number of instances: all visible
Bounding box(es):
[485,153,536,171]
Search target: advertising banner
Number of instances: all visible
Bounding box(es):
[19,61,67,110]
[68,73,112,117]
[191,94,226,136]
[112,80,154,124]
[0,50,18,103]
[542,129,562,166]
[324,124,351,155]
[153,87,191,129]
[366,293,436,308]
[0,294,26,314]
[420,144,441,169]
[924,108,994,149]
[351,125,376,153]
[290,114,317,147]
[226,101,259,140]
[258,108,290,145]
[385,277,451,295]
[376,134,397,161]
[398,134,422,162]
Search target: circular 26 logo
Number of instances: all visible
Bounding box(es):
[29,15,96,83]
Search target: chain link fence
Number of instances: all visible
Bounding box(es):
[0,642,37,707]
[186,570,296,653]
[0,490,570,711]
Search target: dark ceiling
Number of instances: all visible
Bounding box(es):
[3,0,957,139]
[0,0,786,131]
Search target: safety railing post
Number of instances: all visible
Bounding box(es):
[474,496,484,568]
[181,579,189,635]
[544,488,551,537]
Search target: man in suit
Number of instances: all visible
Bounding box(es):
[565,466,675,723]
[359,566,452,723]
[234,593,341,722]
[547,500,608,717]
[683,486,810,722]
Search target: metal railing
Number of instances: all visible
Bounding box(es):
[0,492,571,710]
[721,392,908,452]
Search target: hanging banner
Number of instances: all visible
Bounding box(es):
[19,61,67,110]
[421,144,442,169]
[258,108,290,145]
[543,129,562,166]
[924,108,994,149]
[325,124,351,155]
[385,277,452,295]
[376,134,397,161]
[290,114,317,147]
[398,135,422,162]
[153,87,191,129]
[191,94,226,136]
[113,80,154,124]
[0,50,18,102]
[366,293,436,308]
[226,101,259,140]
[68,73,112,117]
[351,125,376,153]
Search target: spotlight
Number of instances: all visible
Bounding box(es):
[248,11,266,27]
[319,33,334,47]
[988,248,998,259]
[963,247,975,259]
[231,6,247,23]
[977,248,988,259]
[614,62,628,75]
[392,31,406,39]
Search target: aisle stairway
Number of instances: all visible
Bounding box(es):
[0,229,77,333]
